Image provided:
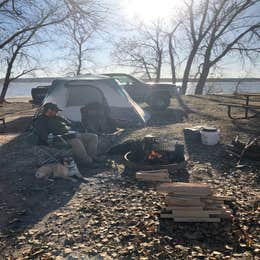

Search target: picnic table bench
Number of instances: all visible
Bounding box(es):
[0,105,6,129]
[219,93,260,119]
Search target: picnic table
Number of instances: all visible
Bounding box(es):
[219,93,260,119]
[0,105,6,129]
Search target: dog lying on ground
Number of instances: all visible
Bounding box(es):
[35,157,87,182]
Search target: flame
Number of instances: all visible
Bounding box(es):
[147,150,163,161]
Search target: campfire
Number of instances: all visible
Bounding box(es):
[124,135,186,171]
[147,150,163,162]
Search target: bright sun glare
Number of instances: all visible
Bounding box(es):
[126,0,179,23]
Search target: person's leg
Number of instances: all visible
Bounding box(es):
[79,133,98,159]
[67,138,93,164]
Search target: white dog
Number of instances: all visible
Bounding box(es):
[35,157,87,182]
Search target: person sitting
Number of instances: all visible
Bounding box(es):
[33,102,99,166]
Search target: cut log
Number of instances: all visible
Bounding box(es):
[161,209,221,218]
[160,214,221,222]
[172,210,221,218]
[168,191,212,197]
[165,196,205,207]
[173,217,221,223]
[136,169,171,182]
[164,206,204,211]
[209,196,234,201]
[158,182,211,194]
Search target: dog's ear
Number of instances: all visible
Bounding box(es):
[58,157,65,165]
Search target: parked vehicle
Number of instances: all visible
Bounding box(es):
[104,73,178,110]
[31,85,49,105]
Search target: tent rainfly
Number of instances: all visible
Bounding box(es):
[42,75,150,127]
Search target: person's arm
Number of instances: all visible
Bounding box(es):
[33,117,49,145]
[59,116,72,127]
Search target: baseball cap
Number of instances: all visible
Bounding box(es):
[43,102,62,112]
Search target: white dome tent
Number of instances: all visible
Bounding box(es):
[42,75,150,127]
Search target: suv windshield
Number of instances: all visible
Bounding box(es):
[110,75,145,86]
[111,75,134,86]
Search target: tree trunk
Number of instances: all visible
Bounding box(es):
[181,47,197,94]
[155,50,162,82]
[195,40,213,95]
[168,34,176,84]
[76,43,82,76]
[195,65,210,94]
[0,61,13,103]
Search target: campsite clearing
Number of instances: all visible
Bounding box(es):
[0,95,259,259]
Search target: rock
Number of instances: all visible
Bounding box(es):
[64,248,73,255]
[175,245,189,251]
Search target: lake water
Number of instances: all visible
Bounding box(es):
[1,81,53,98]
[0,79,260,98]
[185,81,260,95]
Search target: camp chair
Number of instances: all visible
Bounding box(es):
[27,129,72,166]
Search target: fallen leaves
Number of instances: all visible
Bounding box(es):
[0,158,259,259]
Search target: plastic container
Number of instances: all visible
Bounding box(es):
[200,127,220,146]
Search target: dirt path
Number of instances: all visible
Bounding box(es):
[0,96,259,259]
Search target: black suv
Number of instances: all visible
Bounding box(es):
[104,73,178,110]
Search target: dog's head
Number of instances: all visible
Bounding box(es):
[61,156,74,167]
[61,157,80,176]
[35,167,51,179]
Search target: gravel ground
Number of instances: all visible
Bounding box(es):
[0,95,259,259]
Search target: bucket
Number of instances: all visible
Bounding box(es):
[200,127,220,146]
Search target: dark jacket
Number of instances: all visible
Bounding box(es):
[33,114,71,145]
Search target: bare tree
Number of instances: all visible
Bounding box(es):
[0,0,74,50]
[168,23,181,84]
[0,0,106,102]
[194,0,260,94]
[179,0,225,94]
[178,0,260,94]
[113,21,166,81]
[60,4,106,76]
[0,31,41,102]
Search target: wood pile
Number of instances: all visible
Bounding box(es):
[157,182,233,222]
[136,169,171,182]
[226,136,260,162]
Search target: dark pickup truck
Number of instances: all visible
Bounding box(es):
[31,85,50,105]
[104,73,178,110]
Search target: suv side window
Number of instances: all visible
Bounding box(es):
[112,75,135,86]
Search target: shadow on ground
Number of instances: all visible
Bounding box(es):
[0,116,109,249]
[147,107,188,126]
[0,116,32,133]
[0,134,80,234]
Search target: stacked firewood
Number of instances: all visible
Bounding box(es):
[157,182,233,222]
[136,169,171,182]
[227,136,260,162]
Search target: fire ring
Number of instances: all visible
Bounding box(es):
[123,151,185,171]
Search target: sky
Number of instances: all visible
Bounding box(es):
[1,0,260,79]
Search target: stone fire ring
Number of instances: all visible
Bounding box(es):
[123,151,186,171]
